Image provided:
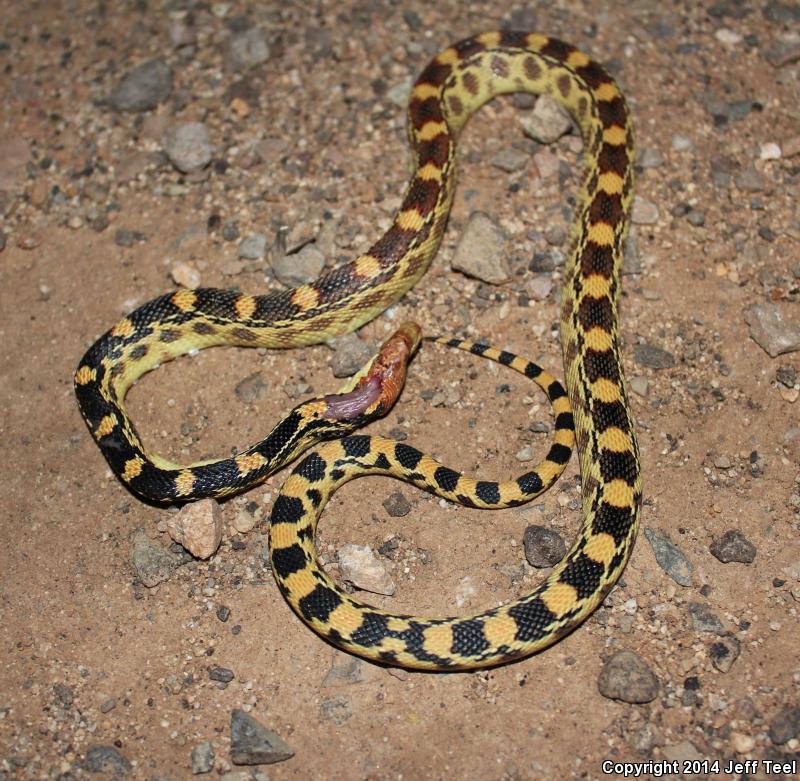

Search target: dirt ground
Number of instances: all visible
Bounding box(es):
[1,1,799,779]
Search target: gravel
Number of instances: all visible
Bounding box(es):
[768,703,800,745]
[226,28,271,71]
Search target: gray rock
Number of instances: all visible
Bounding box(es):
[734,164,766,192]
[632,197,660,225]
[628,376,650,397]
[108,59,172,112]
[322,652,364,687]
[777,366,797,387]
[162,123,214,173]
[132,531,178,587]
[744,303,800,357]
[238,233,268,260]
[191,741,215,774]
[687,602,725,634]
[521,94,572,144]
[320,694,352,725]
[490,147,529,173]
[634,343,675,369]
[637,147,664,168]
[272,244,325,287]
[235,372,267,403]
[222,220,240,242]
[230,709,293,765]
[644,528,693,586]
[114,228,146,247]
[769,703,800,745]
[529,250,564,272]
[209,666,234,683]
[451,212,508,284]
[53,682,74,708]
[523,525,566,568]
[709,635,741,673]
[671,134,693,151]
[382,490,411,517]
[597,650,659,703]
[227,28,270,71]
[329,332,373,378]
[84,745,131,775]
[709,529,756,563]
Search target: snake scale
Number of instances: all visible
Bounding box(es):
[75,31,642,670]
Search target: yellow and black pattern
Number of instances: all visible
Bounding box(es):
[75,31,641,669]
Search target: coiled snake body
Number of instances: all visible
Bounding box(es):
[75,31,641,670]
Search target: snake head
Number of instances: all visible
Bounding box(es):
[323,321,422,422]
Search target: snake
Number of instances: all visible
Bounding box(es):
[74,31,641,670]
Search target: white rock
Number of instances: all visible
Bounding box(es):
[165,499,223,559]
[171,262,201,289]
[759,142,782,161]
[338,544,395,595]
[715,28,742,45]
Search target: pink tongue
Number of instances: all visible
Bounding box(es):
[323,376,382,420]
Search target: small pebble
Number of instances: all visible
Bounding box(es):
[209,667,235,683]
[230,709,294,765]
[338,544,395,595]
[744,303,800,357]
[709,529,756,564]
[769,703,800,745]
[235,372,267,403]
[632,197,660,225]
[759,142,781,160]
[272,244,325,287]
[226,28,271,71]
[671,134,693,151]
[216,605,231,623]
[634,343,675,370]
[171,262,201,289]
[597,650,659,704]
[329,332,373,378]
[84,745,132,775]
[162,123,214,174]
[382,490,411,517]
[107,59,172,112]
[709,635,741,673]
[520,94,572,144]
[165,499,223,559]
[490,147,529,173]
[644,527,693,586]
[730,732,755,754]
[523,525,566,568]
[191,741,215,774]
[132,531,178,587]
[450,212,508,284]
[687,602,725,634]
[238,233,268,260]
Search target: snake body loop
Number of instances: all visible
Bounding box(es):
[75,31,641,670]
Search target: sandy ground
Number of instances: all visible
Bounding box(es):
[1,1,799,779]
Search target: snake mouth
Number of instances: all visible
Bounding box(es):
[323,321,422,421]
